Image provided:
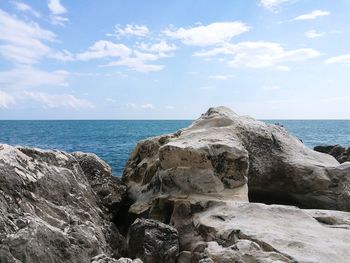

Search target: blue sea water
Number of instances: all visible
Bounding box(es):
[0,120,349,176]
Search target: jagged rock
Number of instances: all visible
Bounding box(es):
[196,202,350,263]
[123,106,348,212]
[122,106,350,263]
[72,152,127,213]
[0,144,126,263]
[91,254,143,263]
[314,144,350,163]
[127,218,179,263]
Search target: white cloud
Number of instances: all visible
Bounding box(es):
[208,75,234,80]
[0,67,69,88]
[0,91,15,108]
[137,40,177,53]
[0,9,56,64]
[48,0,66,14]
[325,55,350,65]
[48,0,68,26]
[104,50,165,72]
[194,41,320,69]
[25,92,94,109]
[165,105,174,110]
[127,103,155,109]
[114,24,150,37]
[0,9,71,64]
[260,0,290,11]
[11,1,40,17]
[76,40,131,61]
[140,103,155,109]
[78,39,167,72]
[294,10,330,21]
[305,30,325,38]
[164,22,249,46]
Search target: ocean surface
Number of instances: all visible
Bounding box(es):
[0,120,349,176]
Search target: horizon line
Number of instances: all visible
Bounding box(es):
[1,118,350,121]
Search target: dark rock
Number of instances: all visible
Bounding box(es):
[127,218,179,263]
[72,152,127,215]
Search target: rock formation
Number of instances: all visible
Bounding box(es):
[122,106,350,262]
[0,145,126,263]
[314,144,350,163]
[127,218,179,263]
[1,106,350,263]
[123,106,349,211]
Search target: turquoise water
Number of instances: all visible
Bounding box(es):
[0,120,349,176]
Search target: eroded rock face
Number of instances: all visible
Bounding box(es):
[127,218,179,263]
[196,202,350,263]
[314,144,350,163]
[122,106,350,262]
[91,254,143,263]
[0,144,126,263]
[123,106,349,211]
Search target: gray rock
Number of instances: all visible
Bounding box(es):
[196,202,350,263]
[91,254,143,263]
[0,144,126,263]
[122,106,350,263]
[127,218,179,263]
[314,144,350,163]
[123,106,349,212]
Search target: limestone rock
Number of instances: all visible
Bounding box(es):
[91,254,143,263]
[127,218,179,263]
[196,202,350,263]
[0,144,126,263]
[72,152,127,213]
[314,144,350,163]
[123,106,348,212]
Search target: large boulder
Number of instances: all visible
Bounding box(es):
[123,106,349,211]
[314,144,350,163]
[0,144,126,263]
[127,218,179,263]
[122,106,350,262]
[196,202,350,263]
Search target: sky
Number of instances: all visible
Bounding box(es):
[0,0,350,120]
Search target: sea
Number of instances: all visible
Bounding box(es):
[0,120,349,176]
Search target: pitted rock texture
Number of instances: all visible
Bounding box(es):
[123,106,349,211]
[127,218,179,263]
[314,144,350,163]
[0,144,126,263]
[122,106,350,263]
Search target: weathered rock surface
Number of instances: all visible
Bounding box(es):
[122,106,350,262]
[196,202,350,263]
[314,144,350,163]
[91,254,143,263]
[123,106,349,212]
[0,144,126,263]
[127,218,179,263]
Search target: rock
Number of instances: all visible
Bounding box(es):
[0,144,126,263]
[123,106,348,212]
[72,152,127,216]
[196,202,350,263]
[314,144,350,163]
[122,106,350,262]
[176,251,192,263]
[127,218,179,263]
[91,255,143,263]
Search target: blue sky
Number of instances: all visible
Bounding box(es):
[0,0,350,119]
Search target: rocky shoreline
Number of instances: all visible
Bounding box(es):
[1,107,349,263]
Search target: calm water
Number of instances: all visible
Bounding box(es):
[0,120,349,176]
